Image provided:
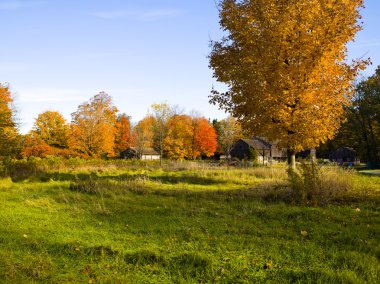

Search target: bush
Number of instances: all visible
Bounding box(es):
[3,158,43,182]
[0,161,7,177]
[288,161,322,205]
[247,148,259,163]
[288,162,355,205]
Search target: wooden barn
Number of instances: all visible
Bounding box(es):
[329,147,359,165]
[230,137,286,164]
[120,147,161,160]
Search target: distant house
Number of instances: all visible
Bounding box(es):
[329,147,359,165]
[296,148,317,160]
[120,147,161,160]
[230,137,286,164]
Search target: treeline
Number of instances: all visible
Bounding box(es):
[0,88,243,161]
[318,66,380,166]
[2,66,379,164]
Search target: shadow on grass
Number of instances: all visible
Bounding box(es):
[8,169,380,207]
[0,229,213,281]
[1,225,378,283]
[12,171,228,187]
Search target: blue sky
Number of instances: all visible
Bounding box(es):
[0,0,379,133]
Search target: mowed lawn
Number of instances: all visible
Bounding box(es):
[0,163,379,283]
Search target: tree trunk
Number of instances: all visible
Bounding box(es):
[159,136,163,167]
[287,150,296,171]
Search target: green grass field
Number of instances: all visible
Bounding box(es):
[0,160,379,283]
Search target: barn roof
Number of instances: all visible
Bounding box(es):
[121,147,160,155]
[131,147,160,155]
[241,137,271,150]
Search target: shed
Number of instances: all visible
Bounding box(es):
[230,137,286,164]
[329,147,359,165]
[120,147,161,160]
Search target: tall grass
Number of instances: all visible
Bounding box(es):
[3,157,378,205]
[288,162,379,205]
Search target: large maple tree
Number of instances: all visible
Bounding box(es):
[209,0,368,168]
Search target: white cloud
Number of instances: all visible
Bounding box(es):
[0,0,45,10]
[91,9,181,21]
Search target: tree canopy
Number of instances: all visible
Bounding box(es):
[209,0,368,167]
[214,116,243,159]
[70,92,118,158]
[114,113,134,156]
[318,66,380,167]
[31,111,70,148]
[0,84,19,159]
[164,115,217,160]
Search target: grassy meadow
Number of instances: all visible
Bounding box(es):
[0,159,379,283]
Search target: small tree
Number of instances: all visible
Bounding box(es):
[0,83,19,159]
[133,116,155,159]
[150,103,172,165]
[114,113,134,156]
[215,116,242,160]
[164,115,192,160]
[348,68,380,167]
[70,92,118,158]
[189,117,218,159]
[31,111,70,148]
[318,67,380,167]
[164,114,218,160]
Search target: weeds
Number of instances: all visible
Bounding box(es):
[288,161,323,205]
[286,161,377,206]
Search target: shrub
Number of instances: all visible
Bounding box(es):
[247,148,259,163]
[0,161,7,177]
[288,161,322,205]
[3,158,43,182]
[288,162,356,205]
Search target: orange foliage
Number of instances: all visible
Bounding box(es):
[31,111,70,148]
[21,135,79,158]
[190,117,218,159]
[114,114,134,155]
[164,115,193,160]
[164,115,217,160]
[0,84,12,108]
[0,83,18,158]
[210,0,368,157]
[70,92,118,158]
[0,83,14,129]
